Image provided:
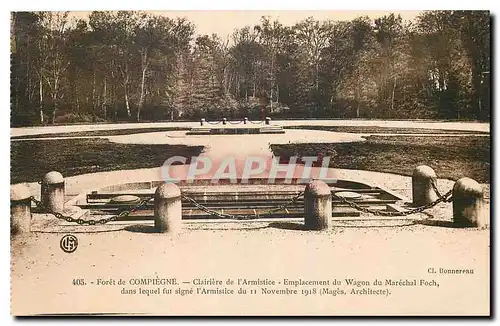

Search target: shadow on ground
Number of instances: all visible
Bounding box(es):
[124,224,159,233]
[267,221,308,231]
[416,219,471,228]
[122,220,479,233]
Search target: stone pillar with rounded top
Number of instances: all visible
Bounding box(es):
[453,177,488,228]
[41,171,65,214]
[11,184,32,234]
[412,165,438,206]
[154,183,182,234]
[304,180,331,230]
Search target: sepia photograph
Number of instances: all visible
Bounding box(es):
[9,8,491,316]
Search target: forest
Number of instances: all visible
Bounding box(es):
[10,11,490,126]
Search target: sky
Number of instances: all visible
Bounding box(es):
[68,10,423,39]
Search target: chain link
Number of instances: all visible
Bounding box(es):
[431,180,453,203]
[30,196,151,225]
[206,120,222,125]
[181,191,304,220]
[227,120,243,125]
[334,188,453,217]
[249,120,264,125]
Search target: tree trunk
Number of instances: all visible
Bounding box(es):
[223,66,228,94]
[92,68,96,112]
[14,83,19,114]
[137,52,148,122]
[114,88,119,120]
[102,78,107,119]
[27,42,32,103]
[270,55,274,111]
[277,83,280,103]
[122,63,131,118]
[270,86,273,111]
[472,69,482,119]
[390,75,397,118]
[51,94,57,124]
[76,90,80,112]
[478,95,482,118]
[39,78,44,124]
[253,70,257,97]
[74,78,80,112]
[316,62,319,91]
[356,74,360,118]
[123,78,131,118]
[137,67,147,122]
[51,75,59,124]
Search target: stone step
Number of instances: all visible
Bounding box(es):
[259,126,285,134]
[186,126,285,135]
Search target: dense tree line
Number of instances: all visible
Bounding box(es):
[10,11,490,126]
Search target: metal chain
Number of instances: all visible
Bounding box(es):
[30,196,152,225]
[181,191,305,220]
[206,120,222,125]
[334,188,453,217]
[249,120,264,125]
[228,120,243,125]
[431,180,453,203]
[31,192,304,223]
[30,183,450,224]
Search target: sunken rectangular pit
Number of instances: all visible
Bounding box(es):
[70,178,405,222]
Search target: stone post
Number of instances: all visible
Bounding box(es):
[41,171,65,214]
[200,118,205,126]
[154,183,182,234]
[453,177,488,228]
[304,180,331,230]
[244,117,248,124]
[222,118,227,125]
[265,117,271,125]
[11,184,32,234]
[412,165,438,206]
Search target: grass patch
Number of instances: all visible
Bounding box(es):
[271,135,490,182]
[284,125,489,134]
[11,138,203,184]
[11,127,190,139]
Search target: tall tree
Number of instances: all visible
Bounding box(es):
[11,12,43,125]
[293,17,333,112]
[37,11,70,124]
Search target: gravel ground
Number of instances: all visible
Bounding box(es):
[10,121,490,316]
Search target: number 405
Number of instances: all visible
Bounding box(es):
[72,279,86,286]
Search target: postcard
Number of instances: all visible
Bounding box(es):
[10,10,490,316]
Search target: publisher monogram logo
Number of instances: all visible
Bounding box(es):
[60,234,78,253]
